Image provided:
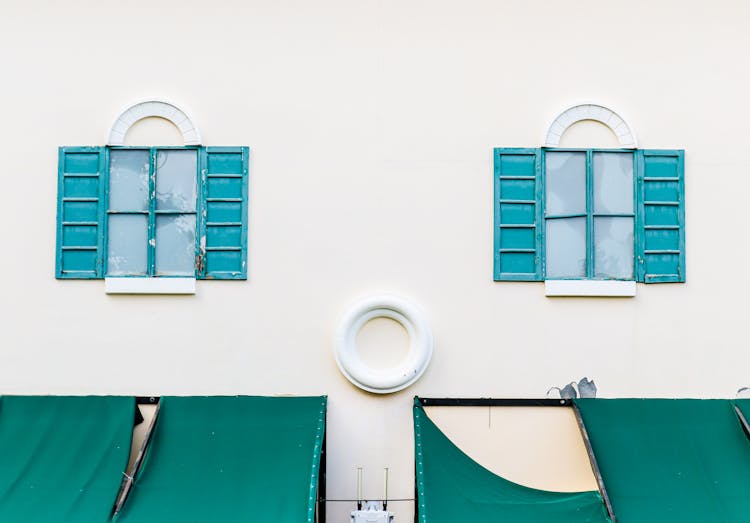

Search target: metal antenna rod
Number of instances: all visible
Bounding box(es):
[383,467,389,510]
[356,467,363,511]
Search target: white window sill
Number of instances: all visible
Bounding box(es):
[105,277,196,295]
[545,280,636,297]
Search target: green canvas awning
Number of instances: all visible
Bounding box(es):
[0,396,135,523]
[115,396,326,523]
[576,399,750,522]
[414,399,611,523]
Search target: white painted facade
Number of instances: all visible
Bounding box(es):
[1,0,749,520]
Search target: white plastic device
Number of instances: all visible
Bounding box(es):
[351,501,394,523]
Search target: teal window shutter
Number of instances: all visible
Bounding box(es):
[198,146,249,280]
[494,148,543,281]
[636,150,685,282]
[56,146,107,278]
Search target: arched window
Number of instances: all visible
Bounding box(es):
[494,104,684,296]
[56,100,249,294]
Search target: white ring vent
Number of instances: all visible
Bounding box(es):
[545,103,637,148]
[108,100,201,146]
[334,294,433,394]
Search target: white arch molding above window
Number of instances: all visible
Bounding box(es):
[544,103,637,149]
[107,100,202,146]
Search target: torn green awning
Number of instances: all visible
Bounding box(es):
[414,400,611,523]
[115,396,326,523]
[0,396,135,523]
[576,399,750,522]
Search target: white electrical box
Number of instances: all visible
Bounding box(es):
[351,501,394,523]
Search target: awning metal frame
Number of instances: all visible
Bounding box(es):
[112,398,162,518]
[734,404,750,439]
[571,401,616,523]
[418,398,572,407]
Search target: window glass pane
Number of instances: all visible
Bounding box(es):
[109,150,149,211]
[545,152,586,216]
[545,217,586,278]
[107,214,148,275]
[594,152,633,214]
[155,214,196,275]
[595,217,634,279]
[156,150,197,211]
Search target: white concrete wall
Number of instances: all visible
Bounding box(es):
[1,0,749,520]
